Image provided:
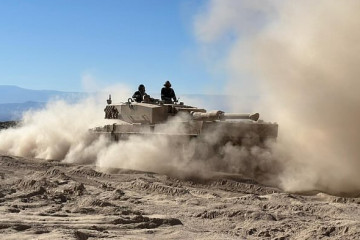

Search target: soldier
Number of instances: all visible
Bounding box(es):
[161,81,177,103]
[132,84,147,102]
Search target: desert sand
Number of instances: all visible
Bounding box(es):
[1,153,360,240]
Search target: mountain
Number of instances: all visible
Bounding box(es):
[0,85,87,121]
[0,85,85,104]
[0,101,46,121]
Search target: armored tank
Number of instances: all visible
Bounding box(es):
[91,95,278,147]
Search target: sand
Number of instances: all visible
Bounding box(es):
[0,154,359,239]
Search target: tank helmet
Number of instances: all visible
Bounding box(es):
[164,81,171,87]
[138,84,145,91]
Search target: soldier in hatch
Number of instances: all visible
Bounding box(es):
[132,84,147,102]
[161,81,177,103]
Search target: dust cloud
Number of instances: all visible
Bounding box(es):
[195,0,360,195]
[0,84,274,184]
[95,121,276,183]
[0,85,130,164]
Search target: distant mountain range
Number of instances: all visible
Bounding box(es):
[0,101,45,121]
[0,85,87,121]
[0,85,86,104]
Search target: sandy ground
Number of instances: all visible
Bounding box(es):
[0,154,359,239]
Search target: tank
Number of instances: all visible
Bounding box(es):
[91,95,278,147]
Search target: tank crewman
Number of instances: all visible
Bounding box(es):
[161,80,177,103]
[132,84,147,102]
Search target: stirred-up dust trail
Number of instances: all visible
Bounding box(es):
[195,0,360,195]
[0,89,276,184]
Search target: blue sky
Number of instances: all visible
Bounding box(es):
[0,0,226,94]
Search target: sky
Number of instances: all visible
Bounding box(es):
[0,0,229,95]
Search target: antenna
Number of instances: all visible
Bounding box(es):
[107,94,112,104]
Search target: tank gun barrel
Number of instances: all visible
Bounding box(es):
[220,113,259,121]
[191,111,259,121]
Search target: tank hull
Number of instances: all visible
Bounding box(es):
[91,119,278,147]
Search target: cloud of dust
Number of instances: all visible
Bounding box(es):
[195,0,360,195]
[94,113,275,182]
[0,80,274,184]
[0,84,131,164]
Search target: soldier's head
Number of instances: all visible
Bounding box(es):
[138,84,145,93]
[164,81,171,88]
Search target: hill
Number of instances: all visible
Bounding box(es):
[0,85,87,121]
[0,85,84,104]
[0,101,46,121]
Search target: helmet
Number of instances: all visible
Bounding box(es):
[163,81,171,87]
[138,84,145,91]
